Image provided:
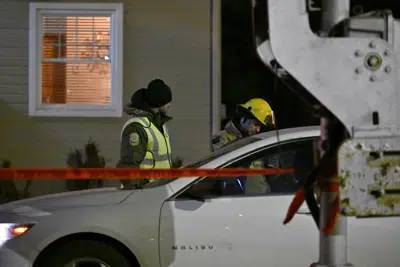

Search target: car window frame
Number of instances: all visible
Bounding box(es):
[140,136,262,189]
[169,136,318,201]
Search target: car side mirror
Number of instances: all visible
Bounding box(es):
[181,181,213,202]
[184,190,206,202]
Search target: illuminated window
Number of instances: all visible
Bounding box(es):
[29,3,123,117]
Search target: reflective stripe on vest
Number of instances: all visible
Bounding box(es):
[217,131,238,147]
[121,116,172,170]
[250,160,263,169]
[223,131,238,144]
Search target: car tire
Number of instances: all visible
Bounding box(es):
[37,239,133,267]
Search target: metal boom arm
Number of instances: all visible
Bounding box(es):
[266,0,399,133]
[253,1,400,267]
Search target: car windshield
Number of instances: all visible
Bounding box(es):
[141,136,261,188]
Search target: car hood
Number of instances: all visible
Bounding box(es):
[0,187,134,215]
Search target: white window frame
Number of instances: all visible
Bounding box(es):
[28,2,123,117]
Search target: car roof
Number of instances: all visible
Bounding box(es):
[219,125,320,153]
[252,125,320,141]
[202,125,321,167]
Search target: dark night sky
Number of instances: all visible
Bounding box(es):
[221,0,400,129]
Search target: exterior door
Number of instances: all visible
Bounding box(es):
[159,138,319,267]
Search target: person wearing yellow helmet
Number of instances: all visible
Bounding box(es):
[212,98,275,151]
[238,98,275,134]
[212,98,276,194]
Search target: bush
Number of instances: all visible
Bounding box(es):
[66,139,106,191]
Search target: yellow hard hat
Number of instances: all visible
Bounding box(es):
[239,98,275,126]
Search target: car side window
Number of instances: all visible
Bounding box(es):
[178,137,317,199]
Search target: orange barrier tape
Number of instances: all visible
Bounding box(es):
[283,179,338,225]
[0,168,295,180]
[321,179,340,235]
[322,196,339,235]
[283,187,305,225]
[321,180,339,193]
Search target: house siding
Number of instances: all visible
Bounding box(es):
[0,0,212,196]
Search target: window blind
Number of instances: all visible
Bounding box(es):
[41,16,111,105]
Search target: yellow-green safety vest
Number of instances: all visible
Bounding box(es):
[250,160,263,169]
[121,116,172,174]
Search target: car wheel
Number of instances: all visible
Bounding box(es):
[38,240,133,267]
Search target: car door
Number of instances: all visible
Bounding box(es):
[159,137,319,267]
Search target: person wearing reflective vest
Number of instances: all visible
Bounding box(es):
[212,98,276,194]
[117,79,173,188]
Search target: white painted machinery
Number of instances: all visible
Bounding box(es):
[252,1,400,266]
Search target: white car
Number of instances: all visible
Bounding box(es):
[0,126,398,267]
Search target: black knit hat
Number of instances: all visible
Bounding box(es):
[128,88,146,109]
[144,79,172,108]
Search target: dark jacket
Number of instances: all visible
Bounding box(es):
[116,89,172,169]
